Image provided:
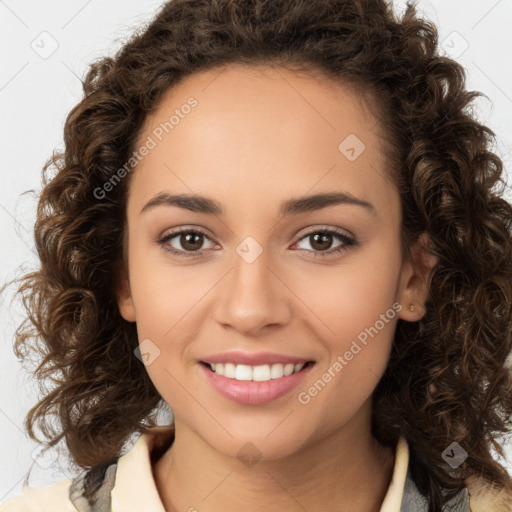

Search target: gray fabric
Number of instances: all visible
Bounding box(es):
[68,459,472,511]
[69,462,117,512]
[400,466,472,511]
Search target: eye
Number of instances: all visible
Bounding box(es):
[157,228,217,257]
[293,228,357,257]
[156,226,357,258]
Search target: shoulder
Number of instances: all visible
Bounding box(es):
[0,479,76,512]
[465,474,512,512]
[399,436,512,512]
[0,427,170,512]
[0,461,118,512]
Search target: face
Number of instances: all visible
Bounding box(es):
[116,63,428,460]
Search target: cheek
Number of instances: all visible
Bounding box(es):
[299,299,397,423]
[291,242,402,341]
[128,234,209,334]
[291,242,400,404]
[127,250,216,405]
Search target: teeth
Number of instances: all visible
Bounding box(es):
[235,364,252,381]
[254,364,272,381]
[209,362,307,381]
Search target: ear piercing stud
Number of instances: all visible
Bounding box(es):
[409,304,415,311]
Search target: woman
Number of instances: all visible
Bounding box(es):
[2,0,512,510]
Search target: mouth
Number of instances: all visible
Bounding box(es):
[198,359,316,405]
[199,360,316,381]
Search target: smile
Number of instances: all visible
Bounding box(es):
[204,361,313,381]
[199,361,316,405]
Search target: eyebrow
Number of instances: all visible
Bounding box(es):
[140,191,377,217]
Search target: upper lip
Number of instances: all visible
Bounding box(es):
[201,351,314,366]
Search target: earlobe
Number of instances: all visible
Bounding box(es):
[114,268,136,322]
[396,232,438,322]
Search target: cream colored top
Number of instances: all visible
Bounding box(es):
[0,427,413,512]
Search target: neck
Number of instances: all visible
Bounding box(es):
[152,404,395,512]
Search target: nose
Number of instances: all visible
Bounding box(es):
[213,243,292,337]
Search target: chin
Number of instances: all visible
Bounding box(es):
[206,432,305,462]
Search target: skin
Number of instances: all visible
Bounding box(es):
[116,63,436,512]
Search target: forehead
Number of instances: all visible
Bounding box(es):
[128,63,397,220]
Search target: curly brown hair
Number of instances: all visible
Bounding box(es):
[5,0,512,510]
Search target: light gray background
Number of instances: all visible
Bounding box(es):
[1,0,512,503]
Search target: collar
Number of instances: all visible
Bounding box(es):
[111,426,172,512]
[110,426,410,512]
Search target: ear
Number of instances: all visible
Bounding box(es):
[114,262,136,322]
[396,232,438,322]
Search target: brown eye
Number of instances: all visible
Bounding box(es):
[309,233,335,251]
[157,228,216,257]
[179,232,204,251]
[294,228,356,257]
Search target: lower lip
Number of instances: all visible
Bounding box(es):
[199,362,315,405]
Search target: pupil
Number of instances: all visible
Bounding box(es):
[180,233,333,252]
[312,233,332,251]
[183,233,202,250]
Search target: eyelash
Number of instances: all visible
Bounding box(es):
[156,227,357,258]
